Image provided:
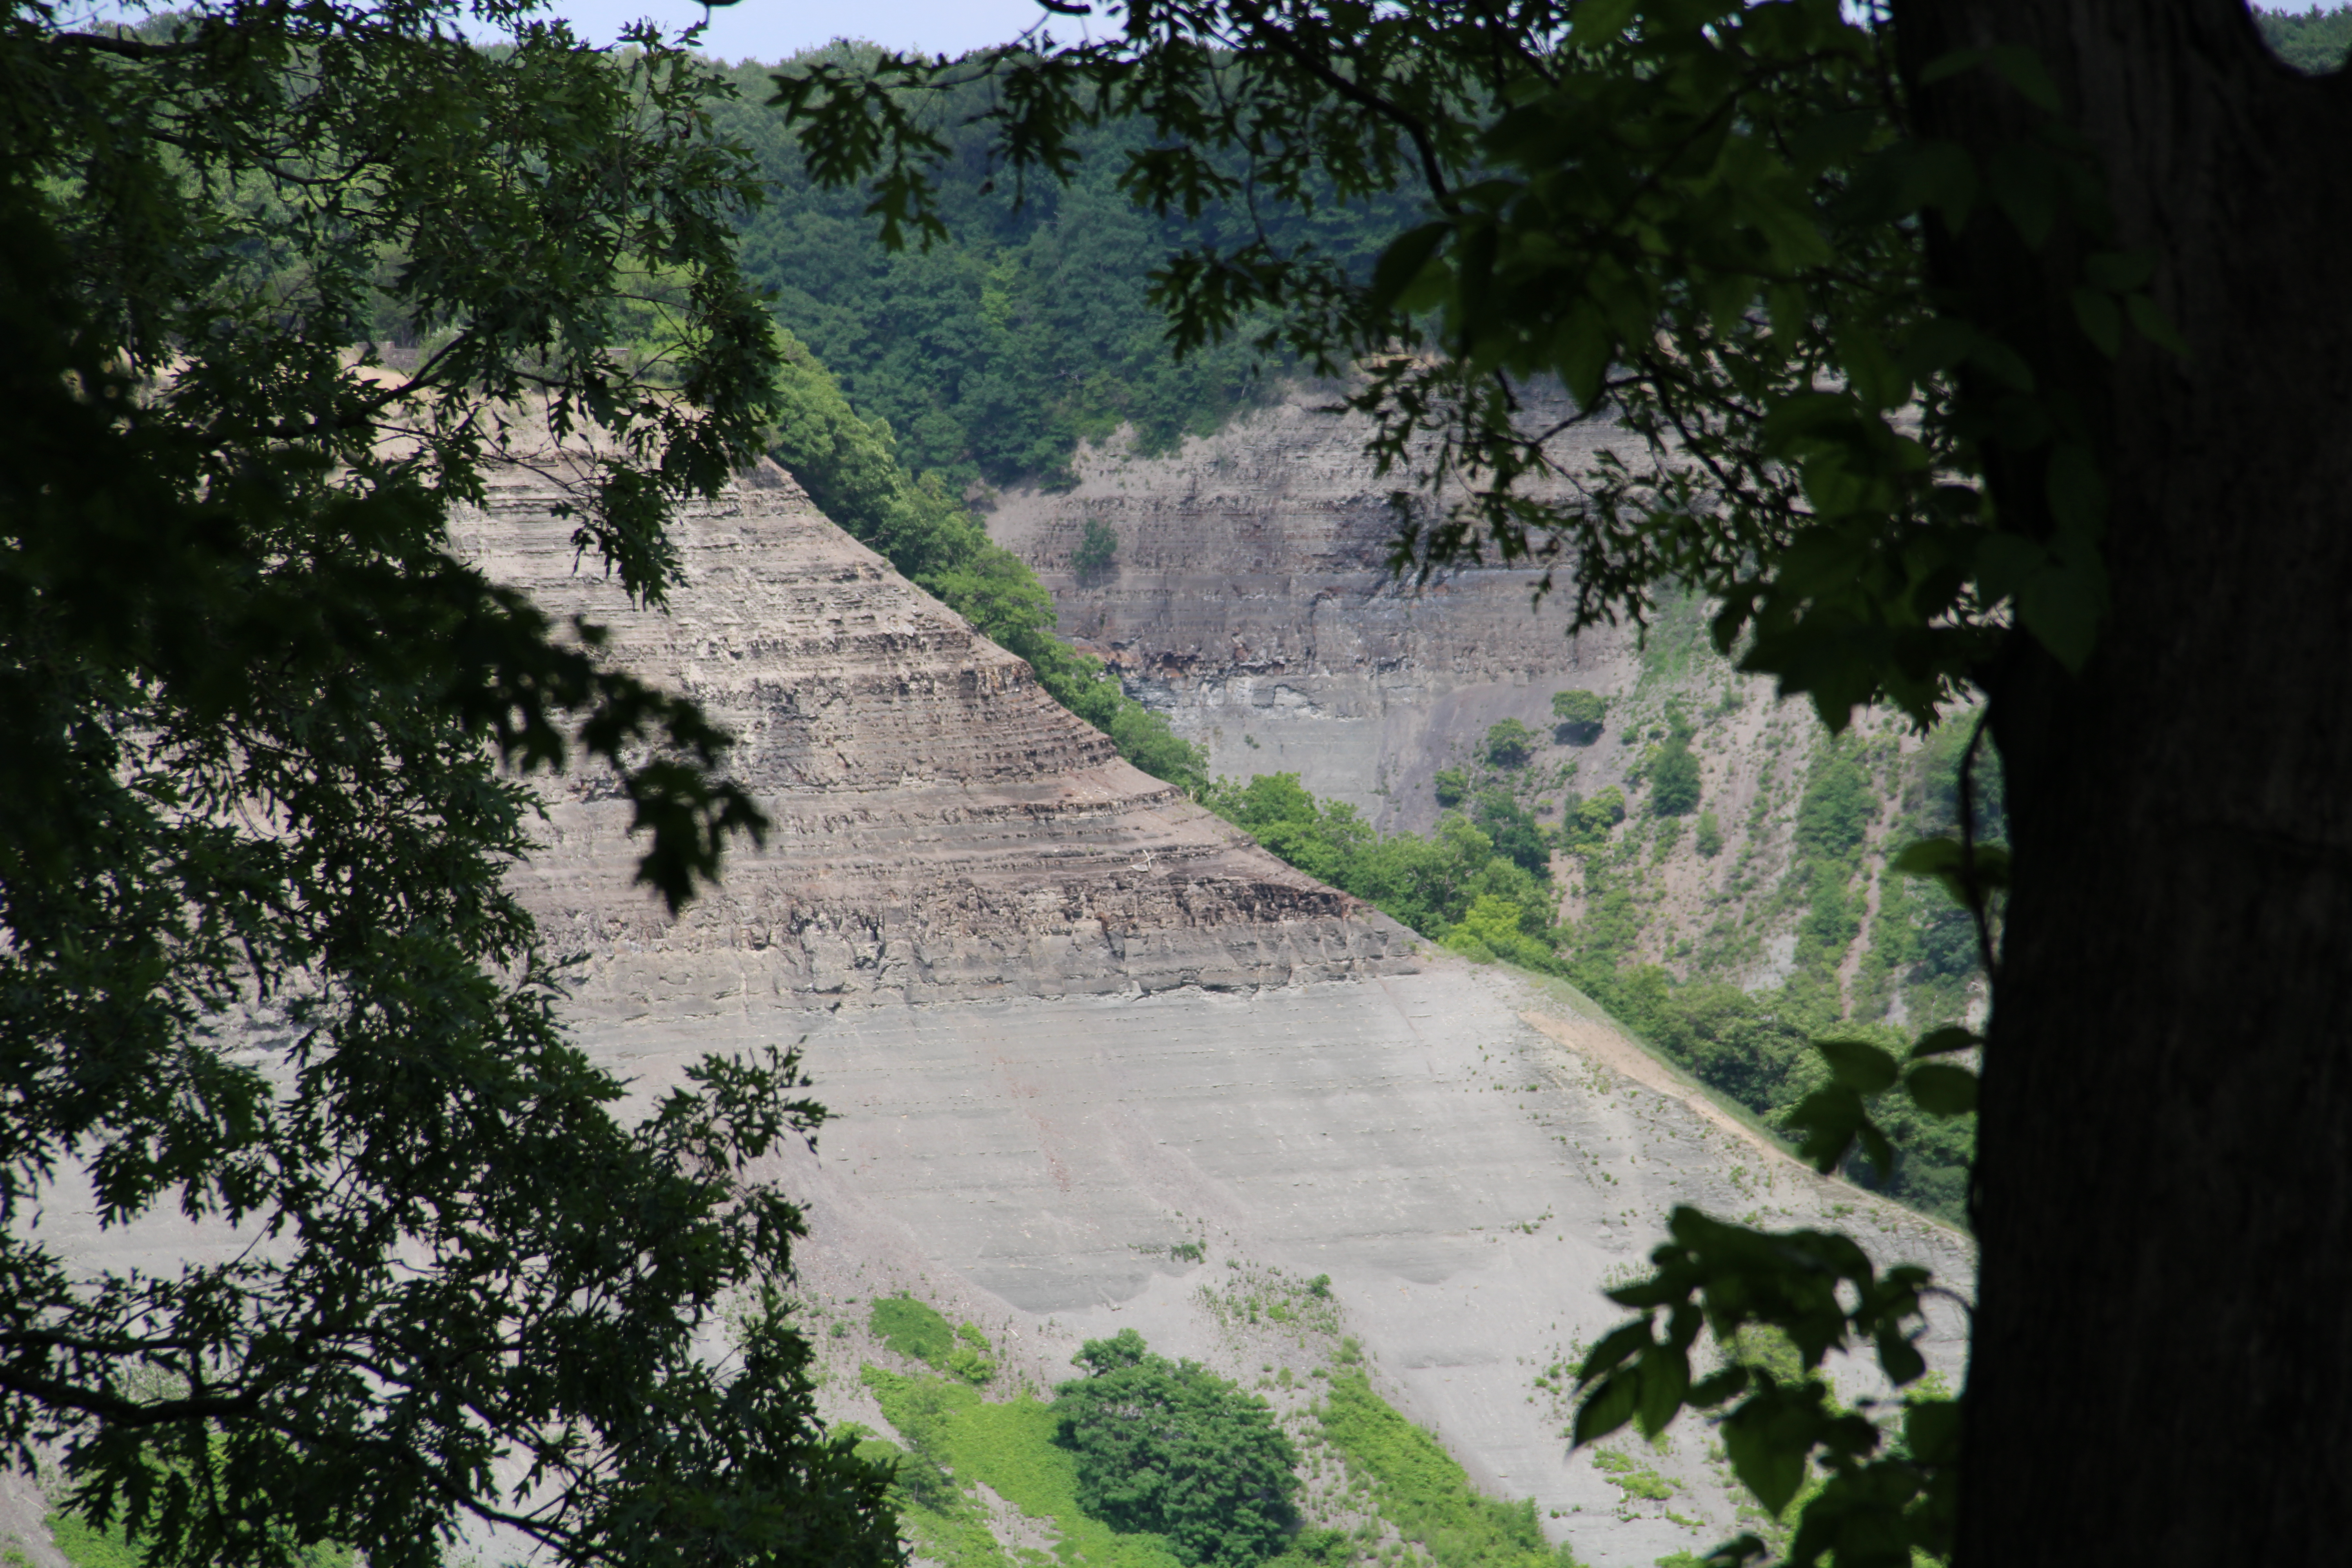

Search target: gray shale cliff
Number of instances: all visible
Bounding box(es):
[988,387,1640,837]
[4,458,1971,1568]
[451,458,1416,1011]
[451,460,1971,1568]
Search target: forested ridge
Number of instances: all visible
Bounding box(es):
[2250,4,2352,71]
[708,50,1415,492]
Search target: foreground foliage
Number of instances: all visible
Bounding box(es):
[1,3,897,1565]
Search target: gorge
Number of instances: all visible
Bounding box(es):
[463,457,1974,1568]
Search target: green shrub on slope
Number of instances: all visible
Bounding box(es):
[1054,1330,1299,1568]
[1203,775,1553,956]
[869,1296,998,1385]
[1315,1374,1582,1568]
[866,1365,1193,1568]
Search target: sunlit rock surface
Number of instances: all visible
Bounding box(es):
[450,462,1971,1568]
[7,464,1972,1568]
[448,459,1415,1010]
[987,389,1646,835]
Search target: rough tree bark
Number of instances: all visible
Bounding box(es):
[1895,2,2352,1560]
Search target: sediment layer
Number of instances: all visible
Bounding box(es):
[449,460,1413,1010]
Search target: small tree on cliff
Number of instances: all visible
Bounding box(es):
[1072,516,1122,581]
[1550,689,1608,744]
[0,4,896,1566]
[780,2,2352,1560]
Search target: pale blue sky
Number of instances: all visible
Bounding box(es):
[535,0,1102,63]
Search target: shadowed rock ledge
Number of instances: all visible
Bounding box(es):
[448,460,1416,1010]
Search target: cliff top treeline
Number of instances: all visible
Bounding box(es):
[709,49,1419,492]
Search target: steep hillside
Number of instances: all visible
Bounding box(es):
[450,462,1975,1568]
[448,457,1406,1006]
[11,463,1974,1568]
[989,390,1994,1220]
[986,388,1628,840]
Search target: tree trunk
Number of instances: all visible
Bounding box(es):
[1893,2,2352,1559]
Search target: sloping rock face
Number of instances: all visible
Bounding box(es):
[448,461,1413,1012]
[5,459,1973,1568]
[446,461,1973,1568]
[986,390,1646,833]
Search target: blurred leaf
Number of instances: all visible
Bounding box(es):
[1909,1025,1980,1059]
[1816,1038,1901,1095]
[2126,291,2194,358]
[1905,1063,1980,1117]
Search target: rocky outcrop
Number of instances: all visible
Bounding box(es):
[448,460,1414,1012]
[987,388,1650,833]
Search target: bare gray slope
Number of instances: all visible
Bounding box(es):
[12,466,1972,1568]
[743,963,1971,1568]
[447,458,1413,1006]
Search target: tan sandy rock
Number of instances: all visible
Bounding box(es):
[447,459,1414,1013]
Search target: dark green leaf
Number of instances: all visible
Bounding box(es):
[2016,548,2106,671]
[1573,1370,1641,1446]
[1786,1085,1870,1173]
[1569,0,1641,47]
[1908,1026,1980,1059]
[1815,1038,1900,1095]
[2126,291,2194,358]
[1721,1387,1821,1517]
[1578,1319,1659,1383]
[1905,1063,1980,1116]
[2045,440,2109,539]
[2070,286,2121,358]
[2084,248,2157,292]
[1985,143,2058,250]
[1636,1347,1691,1437]
[1873,1319,1927,1387]
[1904,1397,1963,1466]
[1368,222,1452,317]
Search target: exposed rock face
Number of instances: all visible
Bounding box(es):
[447,460,1413,1011]
[987,390,1648,833]
[8,456,1973,1568]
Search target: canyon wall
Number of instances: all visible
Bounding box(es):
[444,463,1970,1568]
[986,390,1956,1009]
[985,390,1664,838]
[6,462,1970,1568]
[449,458,1416,1014]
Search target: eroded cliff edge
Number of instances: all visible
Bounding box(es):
[448,459,1416,1013]
[987,388,1642,835]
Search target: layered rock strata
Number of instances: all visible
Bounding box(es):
[448,460,1412,1011]
[987,389,1648,833]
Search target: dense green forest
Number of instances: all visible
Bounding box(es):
[2252,5,2352,71]
[710,50,1414,491]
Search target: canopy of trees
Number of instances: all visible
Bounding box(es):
[2250,3,2352,70]
[0,5,898,1566]
[710,53,1417,490]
